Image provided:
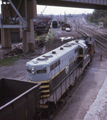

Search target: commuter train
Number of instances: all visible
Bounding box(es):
[26,38,95,111]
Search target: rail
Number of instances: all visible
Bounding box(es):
[85,26,107,41]
[77,27,107,53]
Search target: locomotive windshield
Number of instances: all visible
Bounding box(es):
[37,69,47,74]
[79,48,83,54]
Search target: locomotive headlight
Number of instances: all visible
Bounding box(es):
[32,71,35,75]
[31,67,35,75]
[31,67,35,71]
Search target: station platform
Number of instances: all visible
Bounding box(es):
[84,77,107,120]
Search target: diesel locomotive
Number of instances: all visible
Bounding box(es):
[26,38,95,110]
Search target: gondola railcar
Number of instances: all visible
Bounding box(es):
[0,78,40,120]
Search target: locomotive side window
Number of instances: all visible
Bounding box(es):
[58,60,60,65]
[55,62,57,67]
[79,48,83,54]
[50,60,60,71]
[37,69,47,74]
[50,64,54,71]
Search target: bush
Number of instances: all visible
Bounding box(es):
[88,10,107,28]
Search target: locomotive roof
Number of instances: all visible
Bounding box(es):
[26,39,87,66]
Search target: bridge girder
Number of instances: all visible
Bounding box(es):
[37,0,107,10]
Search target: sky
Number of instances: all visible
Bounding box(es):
[0,1,94,15]
[37,5,94,15]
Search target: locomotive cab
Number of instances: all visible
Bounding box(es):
[26,56,51,82]
[78,40,89,67]
[78,47,84,67]
[26,64,49,82]
[85,37,95,61]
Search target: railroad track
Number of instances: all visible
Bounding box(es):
[77,25,107,53]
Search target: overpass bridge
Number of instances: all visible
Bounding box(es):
[37,0,107,9]
[1,0,107,53]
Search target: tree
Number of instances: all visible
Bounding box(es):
[87,9,107,27]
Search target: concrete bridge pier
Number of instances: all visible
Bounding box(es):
[1,0,37,53]
[23,19,35,53]
[1,2,11,48]
[23,0,37,53]
[1,28,11,48]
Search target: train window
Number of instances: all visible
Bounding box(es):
[50,64,54,71]
[50,60,60,71]
[37,69,47,74]
[55,62,57,67]
[27,68,31,73]
[50,65,52,71]
[58,60,60,65]
[79,48,83,54]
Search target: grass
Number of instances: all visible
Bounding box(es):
[34,30,56,50]
[0,56,22,66]
[35,30,56,50]
[35,32,47,41]
[48,29,55,39]
[45,30,55,50]
[36,35,47,41]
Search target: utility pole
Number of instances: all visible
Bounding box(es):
[64,11,66,22]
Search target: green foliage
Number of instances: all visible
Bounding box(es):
[35,32,38,39]
[0,56,21,66]
[48,29,55,39]
[88,10,107,28]
[45,30,55,50]
[35,32,47,41]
